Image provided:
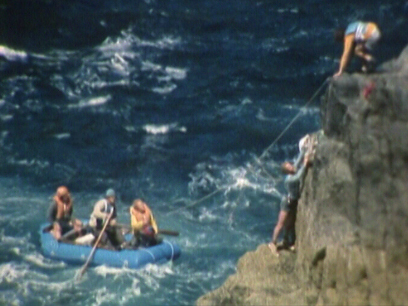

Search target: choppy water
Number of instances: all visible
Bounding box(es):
[0,1,407,305]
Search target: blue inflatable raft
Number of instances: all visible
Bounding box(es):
[39,223,181,269]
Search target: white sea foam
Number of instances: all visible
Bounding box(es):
[256,109,281,122]
[198,208,219,222]
[123,125,137,133]
[91,287,117,306]
[0,232,31,246]
[67,28,186,98]
[152,83,177,94]
[0,46,28,61]
[143,123,187,135]
[94,262,174,279]
[23,254,66,269]
[141,60,162,72]
[89,264,178,304]
[0,263,29,283]
[189,158,281,199]
[165,66,187,80]
[101,30,181,52]
[26,278,76,293]
[69,95,111,109]
[241,97,252,105]
[6,157,50,169]
[143,124,169,134]
[277,7,299,14]
[123,278,142,297]
[94,265,132,278]
[1,114,13,121]
[80,96,110,107]
[282,104,319,115]
[53,133,71,139]
[141,61,187,82]
[134,35,181,50]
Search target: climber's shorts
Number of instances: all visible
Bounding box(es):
[280,196,298,212]
[365,27,381,50]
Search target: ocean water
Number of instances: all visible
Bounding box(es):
[0,1,407,305]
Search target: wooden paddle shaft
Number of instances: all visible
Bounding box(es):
[117,223,179,236]
[77,211,113,278]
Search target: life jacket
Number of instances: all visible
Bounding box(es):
[48,201,72,222]
[89,199,116,228]
[101,199,117,219]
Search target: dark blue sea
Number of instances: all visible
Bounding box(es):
[0,1,407,305]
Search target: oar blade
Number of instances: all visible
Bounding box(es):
[158,229,179,236]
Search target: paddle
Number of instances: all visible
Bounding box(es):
[60,223,90,242]
[157,229,179,236]
[117,223,179,236]
[60,228,76,241]
[76,211,113,280]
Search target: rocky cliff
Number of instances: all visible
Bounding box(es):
[197,45,408,306]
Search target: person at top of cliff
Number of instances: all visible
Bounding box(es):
[47,186,82,240]
[268,146,312,256]
[128,198,159,248]
[334,21,381,77]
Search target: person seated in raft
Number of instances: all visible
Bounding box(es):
[47,186,82,240]
[89,188,125,250]
[129,199,159,248]
[334,21,381,77]
[268,146,312,256]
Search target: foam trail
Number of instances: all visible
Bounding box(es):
[68,96,111,108]
[23,253,66,269]
[0,46,28,61]
[143,123,187,135]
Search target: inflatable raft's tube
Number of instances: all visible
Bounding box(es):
[39,223,181,269]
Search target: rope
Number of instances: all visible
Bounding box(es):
[258,78,329,161]
[167,78,329,214]
[167,187,224,215]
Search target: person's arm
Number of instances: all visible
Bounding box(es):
[284,164,306,199]
[294,164,306,181]
[150,213,158,234]
[334,34,355,77]
[47,202,57,223]
[293,155,311,185]
[109,217,117,226]
[53,196,65,220]
[293,150,306,170]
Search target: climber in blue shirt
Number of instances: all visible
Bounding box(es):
[269,147,311,256]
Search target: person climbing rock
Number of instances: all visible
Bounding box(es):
[268,136,314,256]
[334,21,381,77]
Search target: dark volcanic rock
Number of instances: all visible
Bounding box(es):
[197,45,408,305]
